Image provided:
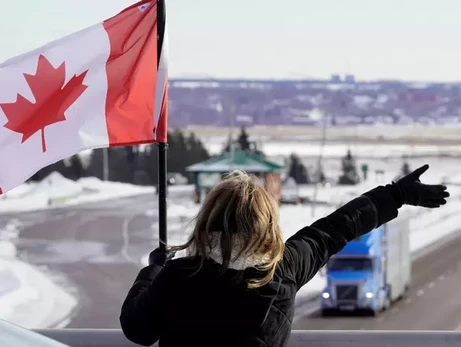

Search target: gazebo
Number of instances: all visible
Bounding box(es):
[186,150,284,203]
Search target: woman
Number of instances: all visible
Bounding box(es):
[120,164,449,347]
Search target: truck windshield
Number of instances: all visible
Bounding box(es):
[327,258,373,271]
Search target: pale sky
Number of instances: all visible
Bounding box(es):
[1,0,461,82]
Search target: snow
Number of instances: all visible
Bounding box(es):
[204,138,461,158]
[0,172,156,213]
[0,220,77,329]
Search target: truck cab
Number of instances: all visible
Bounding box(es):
[320,225,391,315]
[320,219,410,316]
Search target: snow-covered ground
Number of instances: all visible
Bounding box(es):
[0,220,77,329]
[206,140,461,159]
[0,172,158,214]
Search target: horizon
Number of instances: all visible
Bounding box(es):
[168,76,461,85]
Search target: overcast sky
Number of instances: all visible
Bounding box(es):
[1,0,460,81]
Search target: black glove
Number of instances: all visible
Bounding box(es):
[391,164,450,208]
[148,247,176,267]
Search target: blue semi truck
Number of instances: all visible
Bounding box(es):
[320,218,411,316]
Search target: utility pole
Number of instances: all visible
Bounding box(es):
[103,148,109,181]
[208,75,236,171]
[311,110,328,218]
[229,98,236,171]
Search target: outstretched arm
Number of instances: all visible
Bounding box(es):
[282,185,399,290]
[281,164,449,291]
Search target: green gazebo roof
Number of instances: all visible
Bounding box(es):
[186,150,284,173]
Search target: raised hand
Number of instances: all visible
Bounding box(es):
[394,164,450,208]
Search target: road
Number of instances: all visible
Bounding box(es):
[293,230,461,331]
[0,191,192,329]
[2,192,461,331]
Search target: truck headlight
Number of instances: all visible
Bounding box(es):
[322,292,330,299]
[365,292,374,299]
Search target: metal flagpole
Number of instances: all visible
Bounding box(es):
[157,0,168,253]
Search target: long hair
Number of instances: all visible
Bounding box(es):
[170,170,284,289]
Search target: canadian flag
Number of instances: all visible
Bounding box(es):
[0,0,168,194]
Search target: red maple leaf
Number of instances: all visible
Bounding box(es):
[0,54,89,152]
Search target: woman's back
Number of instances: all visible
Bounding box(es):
[152,256,295,347]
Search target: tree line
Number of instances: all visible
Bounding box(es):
[29,129,210,185]
[287,148,412,186]
[28,125,412,187]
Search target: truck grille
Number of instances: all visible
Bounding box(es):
[335,285,358,300]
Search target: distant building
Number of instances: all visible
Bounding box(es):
[345,74,355,83]
[330,74,341,83]
[186,150,284,203]
[398,90,440,103]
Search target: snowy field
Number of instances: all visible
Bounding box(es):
[207,141,461,158]
[1,144,461,328]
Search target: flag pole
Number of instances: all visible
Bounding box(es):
[157,142,168,252]
[157,0,168,253]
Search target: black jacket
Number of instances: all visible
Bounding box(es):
[120,185,401,347]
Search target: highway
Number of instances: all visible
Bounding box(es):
[1,192,461,330]
[0,191,192,329]
[293,230,461,331]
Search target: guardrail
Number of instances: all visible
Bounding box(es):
[33,329,461,347]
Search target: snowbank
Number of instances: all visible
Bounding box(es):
[0,258,78,328]
[0,220,77,328]
[0,172,156,213]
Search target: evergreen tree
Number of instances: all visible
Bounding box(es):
[312,162,326,184]
[88,149,104,180]
[29,160,68,182]
[68,155,85,180]
[237,125,251,151]
[221,126,265,157]
[186,132,209,163]
[338,149,360,185]
[288,154,310,184]
[169,129,189,174]
[140,144,159,185]
[401,161,411,176]
[57,129,211,186]
[107,147,132,183]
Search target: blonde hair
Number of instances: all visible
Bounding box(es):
[170,170,284,289]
